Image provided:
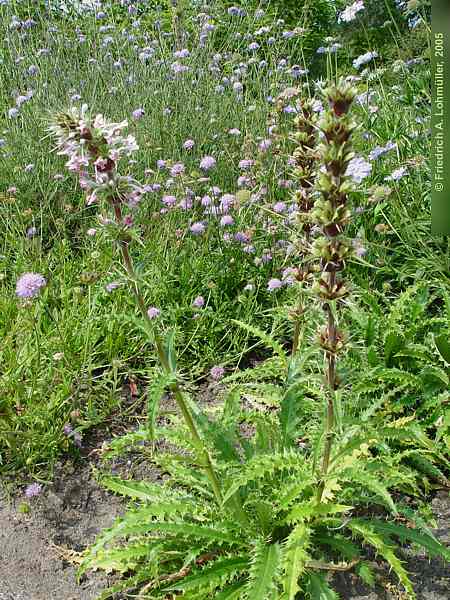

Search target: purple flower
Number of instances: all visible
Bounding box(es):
[234,231,249,243]
[190,222,206,235]
[339,0,365,23]
[345,157,372,183]
[210,365,225,380]
[162,194,177,207]
[105,281,121,292]
[26,226,37,238]
[192,296,205,308]
[259,139,272,152]
[170,162,185,176]
[238,159,255,170]
[273,201,287,213]
[183,139,195,150]
[157,159,167,169]
[63,423,73,436]
[174,48,190,58]
[385,166,408,182]
[220,215,234,227]
[228,6,245,17]
[267,278,283,291]
[25,483,42,499]
[353,51,378,70]
[147,307,161,319]
[200,156,216,171]
[219,194,235,213]
[171,61,189,74]
[16,272,46,298]
[132,108,145,119]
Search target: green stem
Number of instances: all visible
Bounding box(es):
[317,272,337,503]
[110,198,225,505]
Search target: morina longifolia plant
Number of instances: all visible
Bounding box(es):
[48,106,224,506]
[309,80,358,501]
[51,100,448,599]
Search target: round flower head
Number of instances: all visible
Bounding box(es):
[170,162,185,177]
[147,307,161,319]
[16,272,46,298]
[339,0,365,23]
[220,215,234,227]
[132,108,145,120]
[190,222,206,235]
[345,156,372,183]
[105,281,121,292]
[210,365,225,381]
[25,483,42,499]
[267,278,283,291]
[200,156,216,171]
[192,296,205,308]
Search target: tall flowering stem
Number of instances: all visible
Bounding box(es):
[309,81,357,501]
[48,106,223,506]
[289,95,319,355]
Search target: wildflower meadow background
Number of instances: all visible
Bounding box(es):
[0,0,449,598]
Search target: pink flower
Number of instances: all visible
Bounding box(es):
[25,483,42,499]
[190,222,206,235]
[147,307,161,319]
[210,366,225,380]
[192,296,205,308]
[200,156,216,171]
[267,278,282,291]
[16,272,46,298]
[132,108,145,119]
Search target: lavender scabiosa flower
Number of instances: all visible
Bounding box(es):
[210,365,225,380]
[63,423,73,436]
[238,159,255,170]
[192,296,205,308]
[267,278,283,291]
[147,307,161,319]
[132,108,145,119]
[345,156,372,183]
[339,0,365,23]
[26,226,37,238]
[190,222,206,235]
[16,272,46,298]
[105,281,121,292]
[385,166,408,181]
[353,51,378,70]
[183,139,195,150]
[170,162,185,176]
[368,141,396,160]
[200,156,216,171]
[25,483,42,499]
[220,215,234,227]
[273,201,287,214]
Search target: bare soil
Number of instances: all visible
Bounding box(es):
[0,386,448,600]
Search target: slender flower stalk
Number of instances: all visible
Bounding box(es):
[309,80,357,501]
[48,106,223,505]
[289,95,319,356]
